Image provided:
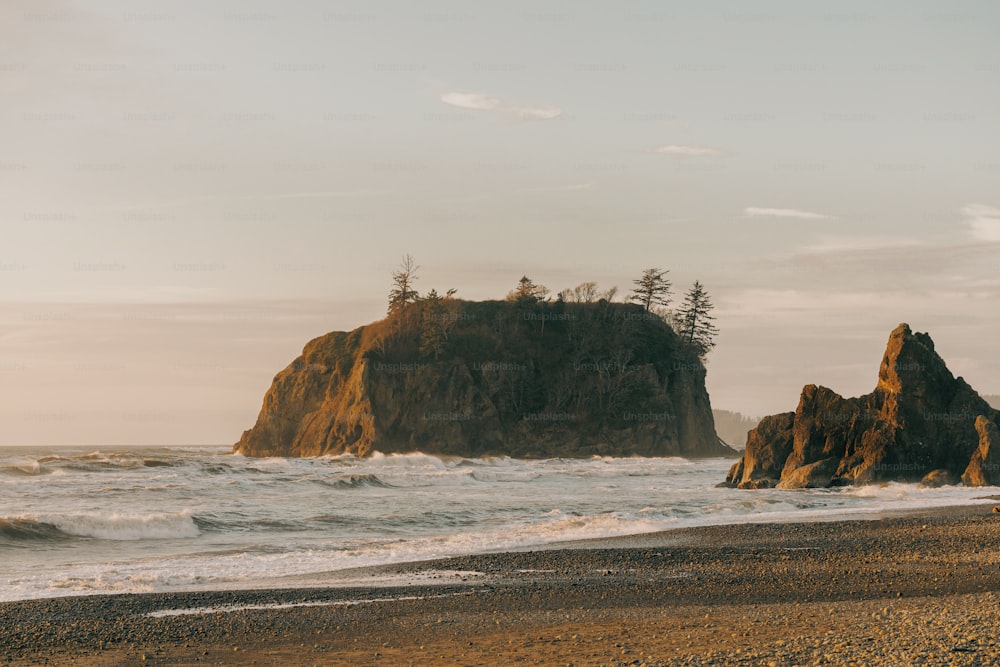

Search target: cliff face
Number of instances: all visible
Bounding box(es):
[725,324,999,488]
[235,299,735,459]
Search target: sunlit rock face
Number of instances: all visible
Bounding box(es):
[725,324,999,489]
[235,299,736,459]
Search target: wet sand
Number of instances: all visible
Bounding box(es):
[4,504,1000,666]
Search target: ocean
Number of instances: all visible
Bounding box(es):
[1,446,996,602]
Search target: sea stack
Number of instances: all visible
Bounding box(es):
[235,299,736,459]
[725,323,1000,489]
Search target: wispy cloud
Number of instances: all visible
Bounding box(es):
[508,105,562,120]
[652,144,726,157]
[962,203,1000,241]
[439,92,502,111]
[439,91,561,120]
[744,207,836,220]
[800,235,922,254]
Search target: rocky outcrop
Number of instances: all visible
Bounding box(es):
[776,457,839,489]
[962,417,1000,486]
[725,324,999,488]
[236,299,737,459]
[919,469,957,488]
[723,413,794,488]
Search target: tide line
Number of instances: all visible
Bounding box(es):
[145,589,479,618]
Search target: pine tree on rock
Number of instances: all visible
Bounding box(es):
[506,276,549,304]
[419,288,446,358]
[387,254,420,314]
[630,268,671,312]
[678,280,719,357]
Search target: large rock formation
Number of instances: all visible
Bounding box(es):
[725,324,1000,488]
[235,299,736,459]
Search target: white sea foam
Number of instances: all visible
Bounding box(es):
[2,448,998,602]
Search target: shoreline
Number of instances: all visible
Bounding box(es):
[4,503,1000,665]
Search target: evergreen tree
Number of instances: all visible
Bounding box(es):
[419,288,446,358]
[387,254,419,314]
[418,287,460,358]
[506,276,549,303]
[677,280,719,356]
[629,268,671,312]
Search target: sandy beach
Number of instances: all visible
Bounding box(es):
[4,504,1000,666]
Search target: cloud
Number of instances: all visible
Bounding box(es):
[961,203,1000,241]
[508,105,562,120]
[439,92,502,111]
[652,144,726,157]
[439,91,561,120]
[800,235,923,254]
[744,207,836,220]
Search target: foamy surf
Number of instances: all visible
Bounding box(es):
[1,445,997,601]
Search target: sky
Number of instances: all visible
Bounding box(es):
[1,0,998,445]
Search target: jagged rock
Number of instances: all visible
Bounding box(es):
[725,323,999,488]
[235,299,737,459]
[776,457,838,489]
[919,469,957,488]
[962,417,1000,486]
[725,413,793,489]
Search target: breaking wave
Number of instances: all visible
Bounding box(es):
[313,474,392,489]
[0,518,69,543]
[1,511,200,542]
